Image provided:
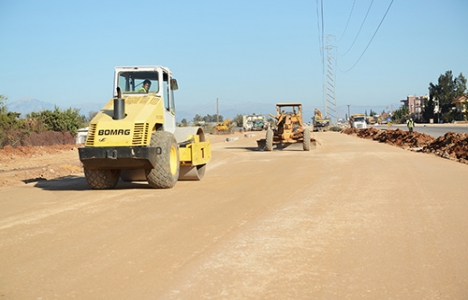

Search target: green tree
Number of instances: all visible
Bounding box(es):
[232,114,244,127]
[429,71,467,122]
[193,114,203,123]
[180,118,188,126]
[392,105,410,123]
[0,94,23,130]
[0,94,7,114]
[422,97,436,122]
[27,106,86,135]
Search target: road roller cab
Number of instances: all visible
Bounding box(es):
[78,66,211,189]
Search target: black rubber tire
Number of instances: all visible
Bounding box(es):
[303,129,311,151]
[146,131,180,189]
[265,129,273,151]
[84,168,121,189]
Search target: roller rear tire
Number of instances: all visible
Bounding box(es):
[84,168,121,189]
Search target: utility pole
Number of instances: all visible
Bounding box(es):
[216,98,219,123]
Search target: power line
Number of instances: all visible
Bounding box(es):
[315,0,325,74]
[339,0,395,73]
[315,0,323,63]
[321,0,324,62]
[341,0,374,56]
[338,0,356,42]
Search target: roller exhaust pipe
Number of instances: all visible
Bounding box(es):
[113,87,125,120]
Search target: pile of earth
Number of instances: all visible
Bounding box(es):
[341,128,468,164]
[420,132,468,163]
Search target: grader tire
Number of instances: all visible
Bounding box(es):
[303,129,311,151]
[146,131,180,189]
[265,129,273,151]
[84,168,121,189]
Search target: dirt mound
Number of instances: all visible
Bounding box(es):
[341,128,434,148]
[341,128,468,164]
[420,132,468,162]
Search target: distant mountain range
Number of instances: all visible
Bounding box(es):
[7,98,55,116]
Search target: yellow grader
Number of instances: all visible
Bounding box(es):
[258,103,311,151]
[78,66,211,189]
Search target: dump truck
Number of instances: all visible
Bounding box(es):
[258,103,312,151]
[78,66,211,189]
[243,114,265,131]
[251,119,265,131]
[350,113,367,129]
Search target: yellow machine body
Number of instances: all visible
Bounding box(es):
[78,66,211,189]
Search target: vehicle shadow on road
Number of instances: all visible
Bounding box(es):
[225,144,317,152]
[32,175,155,191]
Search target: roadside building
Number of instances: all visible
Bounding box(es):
[400,94,428,122]
[76,127,89,144]
[453,95,468,121]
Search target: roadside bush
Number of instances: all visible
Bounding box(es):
[328,126,342,132]
[0,94,85,148]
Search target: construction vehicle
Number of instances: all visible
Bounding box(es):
[78,66,211,189]
[243,114,265,131]
[313,108,330,131]
[367,115,377,125]
[258,103,312,151]
[251,119,265,131]
[350,113,368,129]
[215,119,231,133]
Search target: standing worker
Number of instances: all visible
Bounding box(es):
[407,118,415,132]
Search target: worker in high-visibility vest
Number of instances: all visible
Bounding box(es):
[407,118,415,132]
[138,79,151,93]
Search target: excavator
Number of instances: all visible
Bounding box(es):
[313,108,330,131]
[215,119,231,134]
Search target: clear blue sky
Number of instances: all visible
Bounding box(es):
[1,0,467,121]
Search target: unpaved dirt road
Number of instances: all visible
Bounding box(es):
[1,132,468,299]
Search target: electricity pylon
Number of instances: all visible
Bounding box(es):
[324,34,337,123]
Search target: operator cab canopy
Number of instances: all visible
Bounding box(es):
[114,66,178,96]
[276,103,302,114]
